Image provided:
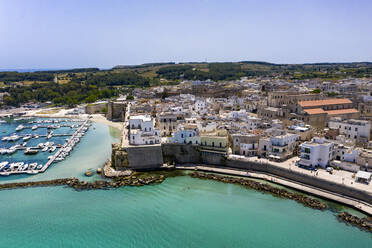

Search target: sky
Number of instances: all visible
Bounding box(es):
[0,0,372,69]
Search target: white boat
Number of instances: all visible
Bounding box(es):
[36,164,43,170]
[23,135,32,141]
[24,148,39,155]
[42,146,49,152]
[47,132,53,139]
[31,125,38,130]
[10,144,22,150]
[37,143,44,148]
[49,146,56,153]
[4,134,21,141]
[22,142,27,146]
[15,125,25,131]
[0,148,8,155]
[0,161,9,170]
[6,148,16,154]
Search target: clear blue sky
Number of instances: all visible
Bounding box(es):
[1,0,372,69]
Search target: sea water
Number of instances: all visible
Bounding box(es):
[0,176,370,248]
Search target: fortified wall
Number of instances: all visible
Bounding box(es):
[111,143,372,204]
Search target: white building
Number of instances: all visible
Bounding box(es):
[299,137,334,168]
[193,99,207,114]
[328,118,371,142]
[170,125,199,144]
[259,133,299,160]
[129,115,161,145]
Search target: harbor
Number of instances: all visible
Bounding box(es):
[0,117,91,176]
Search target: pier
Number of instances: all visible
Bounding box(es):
[40,119,90,172]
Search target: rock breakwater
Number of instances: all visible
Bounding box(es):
[0,174,166,191]
[338,212,372,233]
[190,171,327,210]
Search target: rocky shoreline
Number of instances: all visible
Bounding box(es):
[0,169,370,233]
[190,171,372,233]
[337,212,372,232]
[190,171,327,210]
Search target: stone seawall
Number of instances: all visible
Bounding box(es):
[224,158,372,205]
[112,142,372,205]
[162,144,201,164]
[126,145,163,170]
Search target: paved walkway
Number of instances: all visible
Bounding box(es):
[176,165,372,215]
[229,155,372,194]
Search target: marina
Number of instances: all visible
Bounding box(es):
[0,118,91,176]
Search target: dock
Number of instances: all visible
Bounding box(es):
[40,119,90,172]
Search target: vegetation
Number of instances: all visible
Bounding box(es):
[311,88,321,94]
[1,62,372,108]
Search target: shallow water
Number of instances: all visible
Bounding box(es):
[0,176,370,248]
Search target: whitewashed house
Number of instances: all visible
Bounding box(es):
[170,124,200,144]
[328,118,370,143]
[129,115,161,145]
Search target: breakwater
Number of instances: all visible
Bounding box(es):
[0,174,165,191]
[338,212,372,232]
[189,171,327,210]
[190,171,372,233]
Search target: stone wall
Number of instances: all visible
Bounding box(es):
[224,158,372,205]
[162,144,201,164]
[126,145,163,170]
[85,103,107,114]
[107,101,126,121]
[112,141,372,204]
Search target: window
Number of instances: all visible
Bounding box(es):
[212,142,215,147]
[219,142,222,147]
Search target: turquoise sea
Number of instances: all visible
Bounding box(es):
[0,119,371,247]
[0,176,370,248]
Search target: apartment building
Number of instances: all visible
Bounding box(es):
[299,137,334,168]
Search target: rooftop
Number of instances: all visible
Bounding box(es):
[304,108,326,115]
[326,108,359,115]
[299,98,352,108]
[129,115,152,122]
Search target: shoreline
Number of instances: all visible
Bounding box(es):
[176,165,372,216]
[0,168,370,232]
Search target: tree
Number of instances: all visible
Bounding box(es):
[311,88,321,94]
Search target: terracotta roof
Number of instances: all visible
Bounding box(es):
[299,98,352,108]
[304,108,326,115]
[326,108,359,115]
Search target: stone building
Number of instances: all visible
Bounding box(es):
[231,133,259,156]
[298,98,360,128]
[268,91,325,112]
[107,101,126,121]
